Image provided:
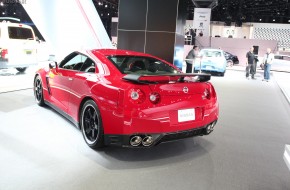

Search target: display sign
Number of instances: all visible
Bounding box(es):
[194,8,211,37]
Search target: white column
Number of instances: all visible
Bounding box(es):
[23,0,112,61]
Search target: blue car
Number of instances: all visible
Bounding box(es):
[194,49,227,76]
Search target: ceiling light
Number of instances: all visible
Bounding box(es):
[98,2,102,5]
[0,2,3,6]
[2,12,5,15]
[273,19,275,21]
[259,19,262,21]
[108,13,110,15]
[105,4,108,8]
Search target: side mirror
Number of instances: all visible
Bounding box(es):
[49,61,58,70]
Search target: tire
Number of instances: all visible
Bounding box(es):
[234,61,239,65]
[80,100,104,149]
[220,72,225,77]
[34,75,45,106]
[227,60,233,67]
[16,67,27,72]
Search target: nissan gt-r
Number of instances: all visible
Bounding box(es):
[34,49,219,149]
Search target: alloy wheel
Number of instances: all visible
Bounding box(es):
[82,104,99,144]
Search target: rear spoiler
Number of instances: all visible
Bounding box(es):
[122,73,211,84]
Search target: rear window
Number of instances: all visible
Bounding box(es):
[201,50,222,58]
[8,27,34,39]
[107,55,180,75]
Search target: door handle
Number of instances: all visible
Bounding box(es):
[68,78,73,81]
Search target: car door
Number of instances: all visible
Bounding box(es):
[67,55,101,121]
[48,52,86,113]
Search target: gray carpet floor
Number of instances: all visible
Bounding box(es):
[0,70,290,190]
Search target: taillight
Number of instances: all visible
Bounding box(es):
[203,85,217,100]
[203,89,211,100]
[1,49,8,59]
[149,92,160,104]
[129,89,145,104]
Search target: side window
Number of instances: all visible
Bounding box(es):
[80,57,96,73]
[59,53,96,73]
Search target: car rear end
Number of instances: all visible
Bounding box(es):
[195,49,227,75]
[102,52,219,147]
[0,22,38,70]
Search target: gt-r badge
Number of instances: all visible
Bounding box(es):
[183,87,189,93]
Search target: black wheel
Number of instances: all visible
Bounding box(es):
[227,60,233,67]
[34,75,45,106]
[16,67,27,72]
[80,100,104,149]
[220,72,225,77]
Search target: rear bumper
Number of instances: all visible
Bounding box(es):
[104,120,218,147]
[0,60,37,69]
[194,65,225,73]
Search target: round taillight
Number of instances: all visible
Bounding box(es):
[129,89,145,104]
[149,92,160,104]
[203,89,211,100]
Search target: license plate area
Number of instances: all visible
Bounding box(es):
[24,50,32,55]
[178,109,195,122]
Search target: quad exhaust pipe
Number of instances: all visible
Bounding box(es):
[204,121,217,135]
[130,135,154,147]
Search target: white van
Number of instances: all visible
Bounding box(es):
[0,20,38,72]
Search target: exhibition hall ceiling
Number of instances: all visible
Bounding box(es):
[94,0,290,23]
[0,0,289,39]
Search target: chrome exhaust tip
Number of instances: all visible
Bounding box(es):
[130,136,142,147]
[142,136,154,147]
[206,124,212,134]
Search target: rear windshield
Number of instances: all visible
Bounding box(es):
[107,55,180,75]
[201,50,222,58]
[8,27,34,39]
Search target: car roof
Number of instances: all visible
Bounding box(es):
[91,49,153,57]
[0,21,33,29]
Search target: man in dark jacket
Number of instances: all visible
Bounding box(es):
[246,46,256,79]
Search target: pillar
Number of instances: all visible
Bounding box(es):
[117,0,186,69]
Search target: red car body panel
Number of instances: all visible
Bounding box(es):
[36,49,219,147]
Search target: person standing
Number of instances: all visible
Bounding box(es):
[262,48,274,82]
[185,45,199,73]
[245,46,256,79]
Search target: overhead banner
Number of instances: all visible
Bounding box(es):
[194,8,211,37]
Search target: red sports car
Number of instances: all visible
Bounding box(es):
[34,49,219,149]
